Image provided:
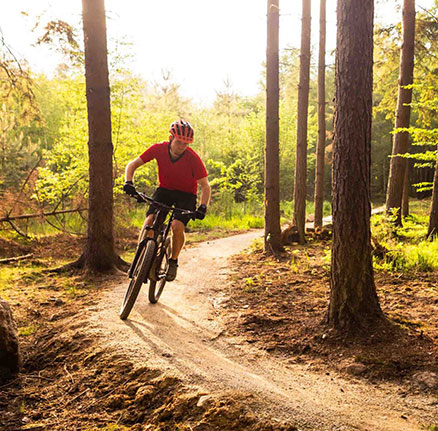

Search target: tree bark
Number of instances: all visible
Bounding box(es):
[427,147,438,239]
[402,155,410,217]
[385,0,416,225]
[314,0,326,229]
[329,0,384,333]
[82,0,117,271]
[265,0,283,253]
[293,0,311,244]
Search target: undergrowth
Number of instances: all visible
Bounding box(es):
[122,201,264,233]
[371,200,438,273]
[280,200,332,222]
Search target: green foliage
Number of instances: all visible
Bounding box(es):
[119,200,263,236]
[1,22,338,232]
[372,6,438,197]
[7,2,438,238]
[33,75,88,206]
[392,123,438,193]
[373,240,438,273]
[371,203,438,273]
[193,199,263,232]
[0,64,42,191]
[280,200,331,222]
[208,156,263,217]
[191,213,263,231]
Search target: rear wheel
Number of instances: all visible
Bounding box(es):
[120,240,156,320]
[148,237,171,304]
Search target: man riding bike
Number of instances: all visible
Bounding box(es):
[123,120,211,281]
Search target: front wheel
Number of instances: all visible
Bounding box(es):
[120,240,156,320]
[148,237,171,304]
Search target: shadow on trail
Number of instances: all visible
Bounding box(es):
[119,301,422,431]
[118,299,303,423]
[122,301,265,387]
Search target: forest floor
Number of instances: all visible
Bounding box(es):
[0,229,438,431]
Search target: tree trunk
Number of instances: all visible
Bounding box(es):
[314,0,326,229]
[329,0,384,333]
[402,155,410,217]
[82,0,117,271]
[385,0,416,225]
[293,0,311,244]
[427,147,438,239]
[265,0,282,253]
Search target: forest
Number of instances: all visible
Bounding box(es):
[1,0,438,430]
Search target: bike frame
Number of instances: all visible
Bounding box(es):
[128,192,193,279]
[120,192,197,318]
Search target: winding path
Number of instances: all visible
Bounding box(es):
[88,230,436,431]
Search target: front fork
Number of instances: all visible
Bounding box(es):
[128,236,157,279]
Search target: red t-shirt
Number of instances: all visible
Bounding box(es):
[139,142,208,195]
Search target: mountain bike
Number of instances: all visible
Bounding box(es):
[119,192,196,320]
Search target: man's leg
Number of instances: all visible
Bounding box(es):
[165,189,195,282]
[166,219,185,281]
[138,214,155,243]
[170,219,186,259]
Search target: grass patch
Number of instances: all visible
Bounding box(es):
[371,201,438,273]
[0,257,93,309]
[191,213,263,231]
[121,202,263,233]
[280,200,332,222]
[18,325,39,337]
[3,212,86,238]
[0,266,18,297]
[0,263,47,298]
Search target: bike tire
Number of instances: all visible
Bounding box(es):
[120,240,156,320]
[148,237,171,304]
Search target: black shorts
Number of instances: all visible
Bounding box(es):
[146,187,197,226]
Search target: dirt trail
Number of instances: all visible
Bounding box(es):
[88,231,436,431]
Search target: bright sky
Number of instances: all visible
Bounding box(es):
[1,1,436,105]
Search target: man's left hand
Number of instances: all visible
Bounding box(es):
[195,204,207,220]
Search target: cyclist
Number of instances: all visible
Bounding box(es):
[123,120,211,282]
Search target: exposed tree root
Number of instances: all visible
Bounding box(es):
[44,253,129,274]
[0,254,33,264]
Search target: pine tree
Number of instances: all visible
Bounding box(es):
[265,0,282,253]
[385,0,416,225]
[329,0,384,332]
[81,0,122,271]
[293,0,311,244]
[314,0,326,229]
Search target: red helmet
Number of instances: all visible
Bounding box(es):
[169,120,194,144]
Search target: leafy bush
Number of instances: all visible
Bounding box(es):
[371,202,438,273]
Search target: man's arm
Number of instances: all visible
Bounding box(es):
[124,157,145,182]
[197,176,211,206]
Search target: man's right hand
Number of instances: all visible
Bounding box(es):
[123,181,137,196]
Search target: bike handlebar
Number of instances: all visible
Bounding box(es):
[131,191,197,216]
